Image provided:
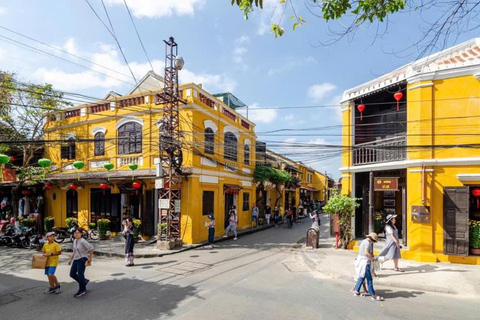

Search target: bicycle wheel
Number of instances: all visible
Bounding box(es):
[54,234,65,243]
[89,230,99,240]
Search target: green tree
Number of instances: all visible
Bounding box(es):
[323,188,361,249]
[254,166,291,207]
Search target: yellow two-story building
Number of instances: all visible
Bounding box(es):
[44,71,256,244]
[341,38,480,264]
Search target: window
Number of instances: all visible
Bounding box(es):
[224,132,237,162]
[61,137,76,160]
[244,144,250,165]
[202,191,214,216]
[94,132,105,156]
[243,193,250,211]
[118,122,142,155]
[205,128,215,155]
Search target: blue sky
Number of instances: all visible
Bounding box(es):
[0,0,478,179]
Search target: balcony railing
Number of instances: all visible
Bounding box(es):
[353,135,406,165]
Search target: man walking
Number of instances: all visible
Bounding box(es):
[264,205,272,225]
[251,204,259,228]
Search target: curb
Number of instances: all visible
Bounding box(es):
[62,223,277,258]
[300,248,460,296]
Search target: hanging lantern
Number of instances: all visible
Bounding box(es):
[394,92,403,111]
[44,184,53,191]
[38,158,52,180]
[473,189,480,209]
[73,161,85,180]
[129,164,139,180]
[0,154,10,165]
[69,184,78,191]
[99,183,109,195]
[132,181,142,195]
[21,190,31,196]
[357,104,365,121]
[103,163,114,181]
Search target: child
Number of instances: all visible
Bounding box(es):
[42,232,62,294]
[204,214,215,248]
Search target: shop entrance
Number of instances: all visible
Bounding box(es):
[224,192,234,229]
[66,189,78,219]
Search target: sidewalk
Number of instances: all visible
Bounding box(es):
[300,213,480,297]
[60,223,276,258]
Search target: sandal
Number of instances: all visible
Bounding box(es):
[394,268,404,272]
[372,295,384,301]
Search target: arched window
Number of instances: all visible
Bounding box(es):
[61,137,76,160]
[244,144,250,165]
[205,128,215,155]
[224,132,237,162]
[94,132,105,156]
[118,122,142,155]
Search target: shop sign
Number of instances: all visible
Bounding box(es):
[374,177,398,191]
[2,169,17,182]
[159,199,170,209]
[174,200,181,212]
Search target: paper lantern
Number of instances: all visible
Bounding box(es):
[103,163,114,181]
[38,158,52,180]
[69,184,78,191]
[72,161,85,180]
[473,188,480,209]
[44,184,53,190]
[132,181,141,195]
[0,154,10,165]
[100,183,109,195]
[357,104,365,121]
[129,163,139,180]
[394,92,403,111]
[21,190,31,196]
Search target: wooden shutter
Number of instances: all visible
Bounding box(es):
[443,187,469,256]
[61,145,68,159]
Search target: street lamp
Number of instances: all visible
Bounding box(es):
[175,56,184,70]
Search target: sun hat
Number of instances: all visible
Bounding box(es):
[46,232,56,237]
[366,232,378,243]
[208,214,215,220]
[386,214,398,223]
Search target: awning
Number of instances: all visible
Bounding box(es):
[224,184,242,194]
[301,187,319,192]
[285,164,302,173]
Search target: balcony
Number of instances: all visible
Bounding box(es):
[353,135,406,165]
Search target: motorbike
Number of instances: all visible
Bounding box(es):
[0,225,17,246]
[29,232,44,251]
[52,226,71,243]
[6,227,29,248]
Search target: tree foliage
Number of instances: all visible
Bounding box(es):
[323,188,361,249]
[254,166,291,184]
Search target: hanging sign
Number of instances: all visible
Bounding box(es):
[174,200,181,212]
[374,177,398,191]
[159,199,170,209]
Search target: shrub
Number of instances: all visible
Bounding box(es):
[20,218,36,228]
[44,217,55,232]
[66,217,78,229]
[158,223,167,236]
[469,220,480,249]
[133,219,141,238]
[89,223,96,229]
[97,219,111,238]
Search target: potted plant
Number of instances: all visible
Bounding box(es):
[20,218,36,229]
[374,212,383,234]
[89,222,96,229]
[323,189,361,249]
[133,219,142,240]
[65,217,78,229]
[97,218,111,240]
[44,217,55,232]
[158,223,167,238]
[469,220,480,255]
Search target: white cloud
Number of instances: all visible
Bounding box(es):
[238,103,278,123]
[232,36,250,68]
[328,94,343,123]
[180,69,237,92]
[233,46,247,63]
[235,35,250,45]
[307,83,337,102]
[284,114,295,121]
[105,0,205,18]
[62,38,78,55]
[0,7,5,14]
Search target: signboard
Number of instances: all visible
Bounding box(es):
[155,178,164,190]
[411,205,430,223]
[374,177,398,191]
[174,200,181,213]
[159,199,170,209]
[2,169,17,182]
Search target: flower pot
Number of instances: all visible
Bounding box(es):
[470,248,480,255]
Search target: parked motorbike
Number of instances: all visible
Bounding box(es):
[52,227,71,243]
[6,227,29,248]
[29,232,44,251]
[0,225,17,246]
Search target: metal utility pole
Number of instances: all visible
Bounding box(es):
[155,37,185,245]
[369,171,374,233]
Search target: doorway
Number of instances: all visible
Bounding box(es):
[66,189,78,219]
[224,192,234,229]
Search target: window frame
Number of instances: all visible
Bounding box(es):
[242,193,250,212]
[244,144,250,165]
[202,191,215,216]
[61,137,76,160]
[224,132,238,162]
[94,132,105,156]
[205,128,215,155]
[118,122,142,155]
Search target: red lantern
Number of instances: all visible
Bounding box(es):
[100,183,109,195]
[21,190,31,196]
[394,92,403,111]
[473,188,480,209]
[357,104,365,121]
[44,184,53,190]
[132,182,141,195]
[69,184,78,191]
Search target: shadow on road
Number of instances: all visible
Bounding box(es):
[378,289,425,299]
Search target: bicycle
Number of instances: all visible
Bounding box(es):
[81,220,99,240]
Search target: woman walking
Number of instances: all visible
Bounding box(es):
[378,214,403,272]
[274,206,280,228]
[205,214,215,248]
[122,218,135,267]
[264,205,272,225]
[69,228,94,298]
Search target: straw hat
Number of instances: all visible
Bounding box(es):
[366,232,378,243]
[386,214,397,223]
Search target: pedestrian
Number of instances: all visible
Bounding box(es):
[378,214,403,272]
[68,228,94,298]
[284,207,293,228]
[205,214,215,248]
[251,204,259,228]
[309,211,320,228]
[264,205,272,225]
[42,232,62,294]
[292,205,297,224]
[274,206,280,228]
[223,211,238,240]
[122,217,135,267]
[351,232,384,301]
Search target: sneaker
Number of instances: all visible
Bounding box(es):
[44,287,55,294]
[85,279,90,287]
[233,237,237,241]
[54,285,62,294]
[223,235,227,238]
[74,291,86,298]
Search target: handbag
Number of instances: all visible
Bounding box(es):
[32,254,48,269]
[85,260,92,267]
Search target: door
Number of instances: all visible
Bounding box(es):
[224,193,234,229]
[66,190,78,219]
[111,194,121,232]
[443,187,469,256]
[143,190,154,236]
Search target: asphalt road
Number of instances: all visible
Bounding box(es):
[0,222,478,320]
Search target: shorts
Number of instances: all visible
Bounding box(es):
[45,266,57,275]
[251,216,258,222]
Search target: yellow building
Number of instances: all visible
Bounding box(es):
[340,38,480,264]
[297,163,328,203]
[43,72,256,244]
